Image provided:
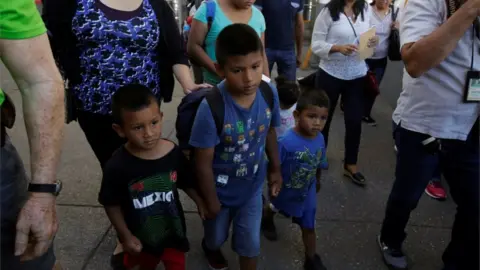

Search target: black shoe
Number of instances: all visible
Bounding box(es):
[261,214,278,241]
[344,168,366,186]
[304,254,327,270]
[202,239,229,270]
[377,236,408,270]
[110,252,126,270]
[362,116,377,126]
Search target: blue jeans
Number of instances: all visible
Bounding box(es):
[381,120,479,269]
[266,48,297,81]
[203,190,263,258]
[365,57,387,116]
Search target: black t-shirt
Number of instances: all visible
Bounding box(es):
[98,142,192,255]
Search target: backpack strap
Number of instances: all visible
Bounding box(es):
[205,0,216,32]
[205,81,274,138]
[205,86,225,137]
[259,80,274,110]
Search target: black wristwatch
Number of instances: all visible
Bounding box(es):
[28,181,62,196]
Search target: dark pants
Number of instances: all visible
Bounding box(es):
[381,120,479,270]
[1,136,56,270]
[365,57,387,117]
[77,111,126,168]
[315,69,365,165]
[266,48,297,81]
[392,121,442,181]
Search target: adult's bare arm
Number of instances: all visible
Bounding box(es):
[187,19,217,75]
[401,0,479,78]
[0,33,64,185]
[295,13,305,64]
[0,33,64,259]
[260,33,270,77]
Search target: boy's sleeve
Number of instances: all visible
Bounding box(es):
[318,135,328,169]
[269,83,281,128]
[176,149,195,190]
[98,163,122,206]
[193,1,208,23]
[189,99,220,148]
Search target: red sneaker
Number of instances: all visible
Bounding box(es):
[425,181,447,200]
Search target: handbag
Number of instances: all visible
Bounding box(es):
[344,13,380,97]
[388,4,402,61]
[365,70,380,97]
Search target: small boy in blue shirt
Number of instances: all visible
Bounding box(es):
[189,24,283,270]
[262,88,330,270]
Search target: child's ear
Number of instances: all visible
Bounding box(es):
[215,62,225,78]
[293,110,300,121]
[112,123,126,138]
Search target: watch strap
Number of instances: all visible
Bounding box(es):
[28,183,57,193]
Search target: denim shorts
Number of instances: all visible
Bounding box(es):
[272,185,317,230]
[1,136,56,270]
[203,190,263,258]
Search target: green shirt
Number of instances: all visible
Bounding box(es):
[0,0,46,106]
[0,0,46,40]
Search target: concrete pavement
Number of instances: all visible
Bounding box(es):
[1,62,455,270]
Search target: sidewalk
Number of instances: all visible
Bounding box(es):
[2,65,455,270]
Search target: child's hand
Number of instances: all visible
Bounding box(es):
[316,180,321,193]
[268,171,283,197]
[122,234,143,255]
[205,198,221,219]
[196,200,208,220]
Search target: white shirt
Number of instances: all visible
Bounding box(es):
[311,4,371,80]
[276,103,296,138]
[393,0,480,140]
[369,7,393,59]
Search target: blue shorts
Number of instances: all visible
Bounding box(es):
[272,185,317,230]
[203,191,263,258]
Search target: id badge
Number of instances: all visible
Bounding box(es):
[464,71,480,102]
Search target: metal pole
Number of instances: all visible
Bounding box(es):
[166,0,186,32]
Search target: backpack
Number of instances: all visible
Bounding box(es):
[176,80,275,152]
[184,0,216,44]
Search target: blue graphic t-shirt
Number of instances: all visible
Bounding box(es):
[271,129,327,217]
[189,81,281,207]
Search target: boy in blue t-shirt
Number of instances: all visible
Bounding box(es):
[189,24,282,270]
[262,89,330,270]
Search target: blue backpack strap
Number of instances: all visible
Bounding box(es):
[205,86,224,136]
[259,80,274,110]
[205,0,216,31]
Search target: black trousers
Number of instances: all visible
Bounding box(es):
[315,69,365,165]
[77,111,126,168]
[381,120,479,270]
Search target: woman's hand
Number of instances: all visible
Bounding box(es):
[183,83,213,95]
[367,36,380,48]
[334,44,358,56]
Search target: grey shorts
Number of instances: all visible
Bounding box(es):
[1,136,56,270]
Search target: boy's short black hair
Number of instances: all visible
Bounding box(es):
[296,88,330,112]
[215,24,263,67]
[111,84,158,125]
[275,75,299,108]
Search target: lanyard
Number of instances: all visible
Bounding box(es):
[471,25,476,71]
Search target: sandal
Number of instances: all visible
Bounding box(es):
[344,168,366,186]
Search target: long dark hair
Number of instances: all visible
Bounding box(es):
[327,0,367,22]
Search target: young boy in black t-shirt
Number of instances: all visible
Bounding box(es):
[98,84,206,270]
